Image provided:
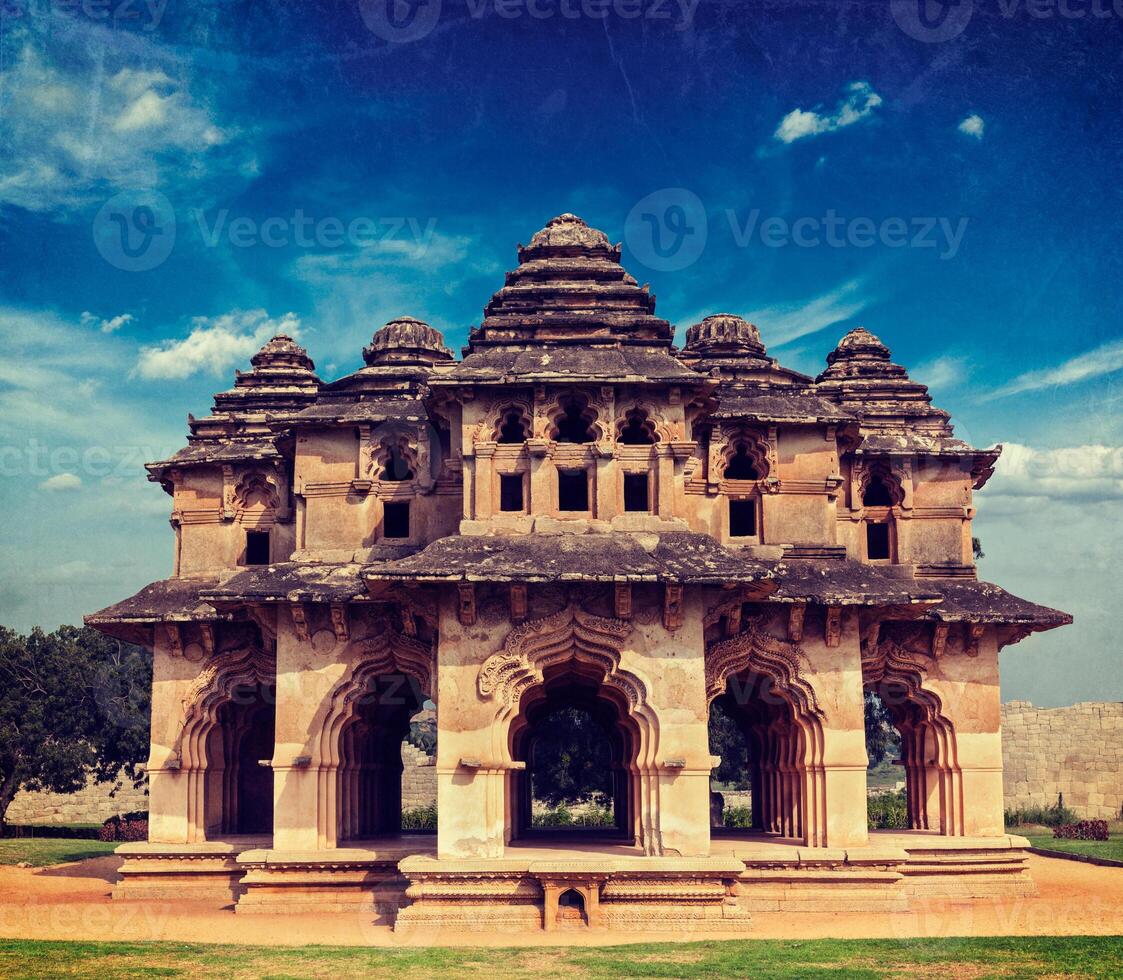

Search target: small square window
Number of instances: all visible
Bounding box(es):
[623,473,649,512]
[383,501,410,539]
[729,499,757,538]
[245,530,271,565]
[558,471,589,512]
[866,522,891,560]
[500,474,525,512]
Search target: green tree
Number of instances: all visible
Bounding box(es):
[864,691,900,768]
[0,625,150,829]
[529,707,614,808]
[708,697,751,789]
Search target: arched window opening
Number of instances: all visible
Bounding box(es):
[510,670,634,843]
[556,889,588,926]
[723,444,763,481]
[204,683,275,838]
[337,675,431,842]
[498,410,529,444]
[551,396,597,444]
[380,443,414,482]
[618,409,657,446]
[862,474,895,507]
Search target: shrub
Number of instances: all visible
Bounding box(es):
[723,805,753,829]
[1054,820,1109,841]
[400,803,437,831]
[867,789,909,830]
[1004,797,1078,829]
[573,806,615,828]
[533,805,574,828]
[98,814,148,842]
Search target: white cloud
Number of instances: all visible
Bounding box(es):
[0,29,244,213]
[958,114,985,139]
[982,443,1123,503]
[134,309,301,380]
[773,82,883,145]
[912,354,970,392]
[40,472,83,492]
[741,278,871,350]
[81,311,135,334]
[982,337,1123,400]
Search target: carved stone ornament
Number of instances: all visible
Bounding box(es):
[477,607,642,710]
[705,614,822,716]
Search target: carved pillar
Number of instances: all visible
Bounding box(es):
[474,443,496,519]
[655,444,674,518]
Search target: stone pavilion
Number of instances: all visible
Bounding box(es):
[88,214,1070,930]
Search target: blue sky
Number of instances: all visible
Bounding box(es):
[0,1,1120,705]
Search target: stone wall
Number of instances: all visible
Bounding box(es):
[7,772,149,826]
[6,747,437,827]
[1002,701,1123,820]
[401,743,437,810]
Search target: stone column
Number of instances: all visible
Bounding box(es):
[638,590,712,857]
[146,632,202,844]
[802,608,869,848]
[474,443,496,520]
[928,626,1005,837]
[270,610,351,851]
[655,445,675,518]
[436,588,508,859]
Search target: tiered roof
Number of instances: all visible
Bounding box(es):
[680,314,857,427]
[146,334,321,486]
[436,214,700,386]
[270,317,451,430]
[89,213,1068,647]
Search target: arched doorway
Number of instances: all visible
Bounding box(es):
[509,667,633,841]
[865,679,961,834]
[709,673,810,840]
[335,673,430,843]
[203,682,275,838]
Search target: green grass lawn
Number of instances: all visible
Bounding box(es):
[0,839,118,867]
[0,937,1121,979]
[1022,832,1123,863]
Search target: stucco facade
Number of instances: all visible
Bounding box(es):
[88,214,1069,929]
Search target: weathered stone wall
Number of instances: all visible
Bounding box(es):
[401,743,437,810]
[7,772,149,826]
[1002,701,1123,820]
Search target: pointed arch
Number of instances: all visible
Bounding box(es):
[313,626,436,846]
[174,645,276,842]
[705,615,827,844]
[233,472,280,527]
[478,608,644,711]
[862,624,963,834]
[478,607,668,853]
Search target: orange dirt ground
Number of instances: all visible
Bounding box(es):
[0,854,1118,947]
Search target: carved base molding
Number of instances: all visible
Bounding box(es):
[394,856,749,932]
[234,846,431,916]
[112,840,269,904]
[109,836,1036,923]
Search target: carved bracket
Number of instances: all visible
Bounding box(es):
[458,582,477,626]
